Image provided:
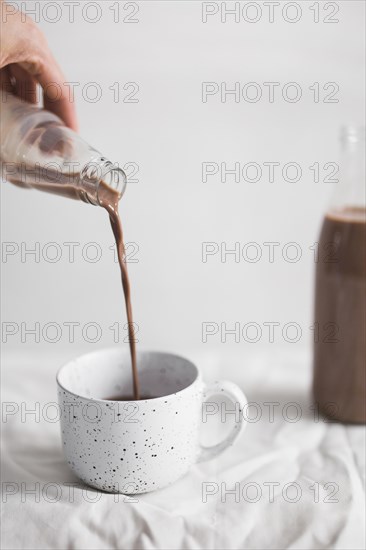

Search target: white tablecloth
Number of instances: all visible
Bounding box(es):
[1,348,365,550]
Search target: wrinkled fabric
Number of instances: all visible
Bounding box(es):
[1,349,365,550]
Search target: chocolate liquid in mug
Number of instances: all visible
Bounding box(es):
[103,394,154,401]
[313,206,366,423]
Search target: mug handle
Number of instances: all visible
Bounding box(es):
[197,380,247,463]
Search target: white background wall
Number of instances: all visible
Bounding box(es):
[1,1,365,361]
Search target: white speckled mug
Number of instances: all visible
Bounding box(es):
[57,348,247,493]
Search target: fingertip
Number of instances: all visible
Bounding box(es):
[64,108,79,132]
[43,93,78,133]
[65,100,79,132]
[37,59,79,133]
[70,115,79,133]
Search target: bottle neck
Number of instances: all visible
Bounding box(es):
[78,158,127,206]
[331,126,365,212]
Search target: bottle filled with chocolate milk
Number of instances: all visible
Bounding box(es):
[0,90,140,399]
[313,126,366,423]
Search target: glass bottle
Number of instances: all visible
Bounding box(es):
[313,126,366,423]
[0,90,126,205]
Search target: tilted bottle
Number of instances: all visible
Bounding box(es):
[0,90,126,204]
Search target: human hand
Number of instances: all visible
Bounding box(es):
[0,0,78,130]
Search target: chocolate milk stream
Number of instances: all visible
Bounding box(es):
[98,183,140,401]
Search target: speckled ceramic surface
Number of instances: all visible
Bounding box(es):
[57,348,247,494]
